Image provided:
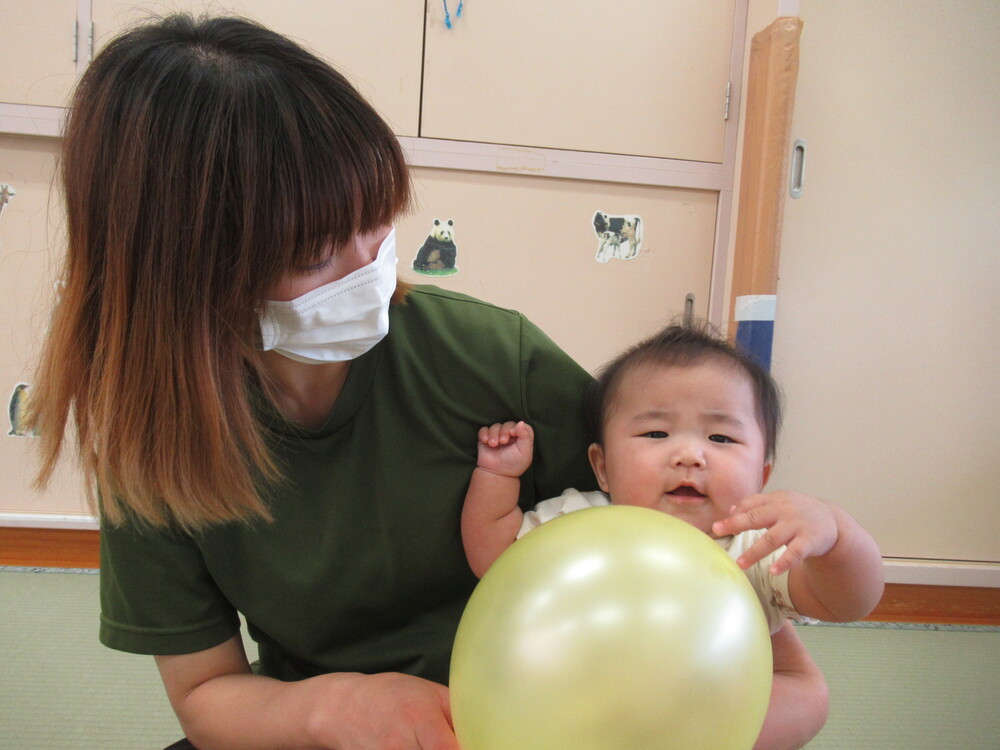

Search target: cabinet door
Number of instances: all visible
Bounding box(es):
[0,135,91,515]
[397,168,717,374]
[421,0,736,162]
[90,1,424,135]
[772,1,1000,569]
[0,0,78,107]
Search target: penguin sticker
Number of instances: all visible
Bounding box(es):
[0,183,14,223]
[0,184,15,251]
[8,383,36,437]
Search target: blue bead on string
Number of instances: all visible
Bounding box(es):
[444,0,464,29]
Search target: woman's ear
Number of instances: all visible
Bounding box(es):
[588,443,611,493]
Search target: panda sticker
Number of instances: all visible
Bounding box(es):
[411,218,459,276]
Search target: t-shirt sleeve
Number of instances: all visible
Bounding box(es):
[518,489,610,538]
[516,314,599,504]
[99,518,240,655]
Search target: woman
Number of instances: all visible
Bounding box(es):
[29,14,597,748]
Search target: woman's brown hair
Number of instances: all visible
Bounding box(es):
[28,14,411,530]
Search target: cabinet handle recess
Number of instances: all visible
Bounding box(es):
[790,139,806,198]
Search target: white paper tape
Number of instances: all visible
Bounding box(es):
[777,1,800,17]
[734,295,777,322]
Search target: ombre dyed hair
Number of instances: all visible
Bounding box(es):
[29,14,411,529]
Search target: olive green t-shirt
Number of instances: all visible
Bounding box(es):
[99,286,597,685]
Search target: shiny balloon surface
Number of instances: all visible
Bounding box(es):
[451,505,772,750]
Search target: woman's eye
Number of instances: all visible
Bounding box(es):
[642,431,669,439]
[298,258,332,274]
[709,434,735,444]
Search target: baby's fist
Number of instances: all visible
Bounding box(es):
[476,421,534,477]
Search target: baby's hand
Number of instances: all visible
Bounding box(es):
[711,491,839,576]
[476,421,534,479]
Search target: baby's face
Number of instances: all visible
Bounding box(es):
[588,361,771,536]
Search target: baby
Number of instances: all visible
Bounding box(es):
[462,321,884,749]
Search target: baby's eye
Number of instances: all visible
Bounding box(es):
[709,434,736,444]
[641,431,669,439]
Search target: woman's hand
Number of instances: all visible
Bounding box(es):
[308,672,460,750]
[156,637,461,749]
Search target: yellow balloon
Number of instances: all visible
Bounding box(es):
[451,505,772,750]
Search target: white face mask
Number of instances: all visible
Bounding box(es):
[260,229,398,364]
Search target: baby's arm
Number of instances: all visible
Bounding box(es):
[461,421,534,578]
[713,492,884,622]
[753,622,829,750]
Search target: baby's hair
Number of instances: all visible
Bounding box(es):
[586,319,782,461]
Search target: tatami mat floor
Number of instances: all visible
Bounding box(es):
[2,568,999,749]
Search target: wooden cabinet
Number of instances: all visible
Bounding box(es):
[421,0,737,161]
[6,1,741,162]
[0,0,79,108]
[0,135,88,516]
[90,0,425,136]
[0,2,745,521]
[397,168,717,373]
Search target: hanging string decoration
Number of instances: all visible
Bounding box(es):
[444,0,464,29]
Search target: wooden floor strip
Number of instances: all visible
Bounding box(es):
[3,527,999,625]
[863,583,1000,627]
[1,527,100,569]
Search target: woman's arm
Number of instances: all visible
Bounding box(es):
[753,622,829,750]
[155,637,459,750]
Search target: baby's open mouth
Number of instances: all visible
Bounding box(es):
[668,486,705,498]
